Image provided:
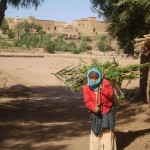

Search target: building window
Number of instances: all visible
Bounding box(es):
[54,27,57,30]
[93,28,96,32]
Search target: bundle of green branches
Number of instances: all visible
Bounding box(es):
[53,59,150,100]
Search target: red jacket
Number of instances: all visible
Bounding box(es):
[83,79,114,114]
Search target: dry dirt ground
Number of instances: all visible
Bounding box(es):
[0,52,150,150]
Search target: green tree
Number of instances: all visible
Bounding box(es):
[33,24,43,33]
[0,19,9,33]
[15,20,32,34]
[0,0,44,26]
[90,0,150,54]
[15,21,42,40]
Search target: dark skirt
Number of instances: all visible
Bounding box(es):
[90,106,115,135]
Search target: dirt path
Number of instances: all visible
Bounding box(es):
[0,54,149,150]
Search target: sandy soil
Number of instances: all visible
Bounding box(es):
[0,52,149,150]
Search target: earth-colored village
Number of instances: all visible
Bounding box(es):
[6,16,108,37]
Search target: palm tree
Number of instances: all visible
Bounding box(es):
[15,20,32,40]
[0,0,44,26]
[21,20,32,32]
[15,22,24,40]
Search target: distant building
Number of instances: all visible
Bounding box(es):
[5,16,108,38]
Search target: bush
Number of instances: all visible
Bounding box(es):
[58,34,64,40]
[61,44,68,51]
[68,41,76,48]
[79,41,88,52]
[52,38,68,51]
[81,35,92,42]
[13,40,21,47]
[6,30,15,39]
[0,40,12,48]
[19,33,40,48]
[87,45,93,50]
[44,44,55,53]
[29,34,40,48]
[40,34,52,47]
[70,47,80,54]
[54,43,68,51]
[97,35,112,52]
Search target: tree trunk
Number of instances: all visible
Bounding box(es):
[147,67,150,104]
[0,0,8,27]
[140,53,150,102]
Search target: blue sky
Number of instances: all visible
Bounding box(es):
[5,0,102,22]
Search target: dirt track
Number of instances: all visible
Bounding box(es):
[0,54,149,150]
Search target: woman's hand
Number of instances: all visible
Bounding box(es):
[94,104,100,113]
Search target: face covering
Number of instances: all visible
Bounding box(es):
[87,68,102,90]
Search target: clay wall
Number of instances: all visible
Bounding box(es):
[5,16,108,36]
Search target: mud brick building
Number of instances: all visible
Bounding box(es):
[6,16,108,38]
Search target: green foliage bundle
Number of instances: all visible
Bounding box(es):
[53,59,150,99]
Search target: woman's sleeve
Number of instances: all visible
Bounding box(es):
[83,87,96,113]
[101,80,114,100]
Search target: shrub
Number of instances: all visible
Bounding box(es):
[40,34,52,47]
[52,38,68,51]
[19,33,40,48]
[68,41,76,48]
[29,34,40,48]
[44,44,55,53]
[87,45,93,50]
[6,29,15,39]
[0,40,12,48]
[97,35,113,52]
[54,43,68,51]
[81,35,92,42]
[61,44,68,51]
[13,40,21,47]
[70,47,80,54]
[58,34,64,40]
[79,41,88,52]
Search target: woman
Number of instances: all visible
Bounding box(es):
[83,68,116,150]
